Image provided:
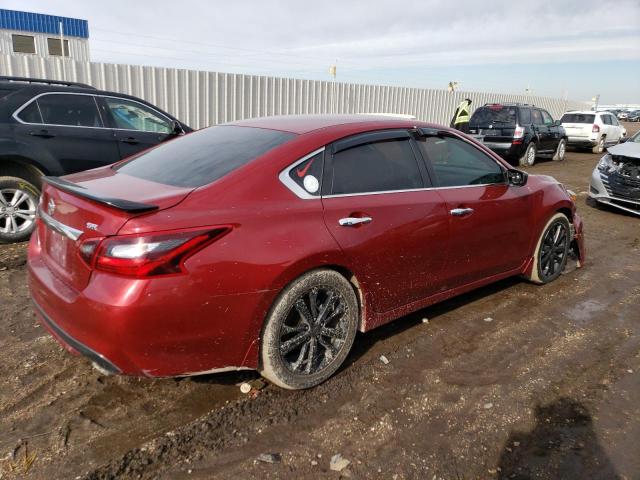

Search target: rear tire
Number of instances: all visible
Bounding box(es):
[526,213,571,285]
[519,142,536,167]
[552,139,567,161]
[0,176,39,244]
[260,269,358,390]
[592,136,605,154]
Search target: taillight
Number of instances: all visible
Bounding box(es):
[592,124,600,133]
[513,125,525,139]
[80,227,230,277]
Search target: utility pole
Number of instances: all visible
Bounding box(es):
[329,62,337,114]
[59,21,66,81]
[592,94,600,111]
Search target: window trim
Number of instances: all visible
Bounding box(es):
[47,37,70,57]
[278,147,325,200]
[12,92,173,132]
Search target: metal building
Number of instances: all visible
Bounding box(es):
[0,9,90,62]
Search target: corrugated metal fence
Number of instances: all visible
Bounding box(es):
[1,55,588,130]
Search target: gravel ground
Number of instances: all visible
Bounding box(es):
[1,124,638,480]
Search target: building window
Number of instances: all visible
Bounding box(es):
[47,38,70,56]
[12,34,36,54]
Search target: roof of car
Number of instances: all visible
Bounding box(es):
[564,111,606,115]
[228,114,425,134]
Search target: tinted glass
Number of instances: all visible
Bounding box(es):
[561,113,595,124]
[116,126,296,188]
[469,106,517,126]
[331,139,422,195]
[541,110,554,125]
[37,94,103,127]
[602,115,611,125]
[531,109,544,125]
[289,152,323,196]
[17,101,42,123]
[519,108,531,124]
[104,97,172,133]
[417,136,504,187]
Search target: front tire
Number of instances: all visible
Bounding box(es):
[552,139,567,161]
[0,176,39,244]
[260,269,358,389]
[519,142,537,167]
[526,213,571,284]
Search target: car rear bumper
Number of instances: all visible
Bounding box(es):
[567,136,598,147]
[589,168,640,216]
[27,232,274,377]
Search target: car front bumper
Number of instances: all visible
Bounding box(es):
[27,231,274,377]
[589,167,640,216]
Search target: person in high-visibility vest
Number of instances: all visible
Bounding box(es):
[450,98,472,133]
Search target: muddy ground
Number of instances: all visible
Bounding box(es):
[1,124,639,480]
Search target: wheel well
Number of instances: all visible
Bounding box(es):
[557,207,573,222]
[322,265,366,332]
[0,157,45,189]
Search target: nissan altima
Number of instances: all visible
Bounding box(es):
[27,115,585,389]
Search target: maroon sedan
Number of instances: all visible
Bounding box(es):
[27,115,585,389]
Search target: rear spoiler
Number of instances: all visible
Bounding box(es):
[43,176,159,214]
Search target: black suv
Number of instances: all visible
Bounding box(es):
[0,76,191,242]
[468,103,567,167]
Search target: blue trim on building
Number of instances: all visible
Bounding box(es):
[0,9,88,38]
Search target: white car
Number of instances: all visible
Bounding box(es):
[589,130,640,216]
[561,111,626,154]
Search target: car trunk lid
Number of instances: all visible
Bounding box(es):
[37,168,195,291]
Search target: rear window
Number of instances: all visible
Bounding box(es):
[561,114,595,124]
[469,106,517,126]
[115,125,296,188]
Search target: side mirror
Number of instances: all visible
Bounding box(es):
[171,120,185,136]
[553,119,562,126]
[507,169,528,187]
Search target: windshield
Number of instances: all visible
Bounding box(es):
[629,130,640,143]
[115,126,296,188]
[469,106,517,126]
[561,113,595,124]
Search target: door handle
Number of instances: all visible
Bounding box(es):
[29,129,55,138]
[339,217,372,226]
[450,208,474,217]
[120,137,139,145]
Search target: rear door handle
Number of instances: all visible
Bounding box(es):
[339,217,372,226]
[450,208,474,217]
[29,129,55,138]
[120,137,139,145]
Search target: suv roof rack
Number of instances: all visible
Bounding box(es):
[484,102,535,107]
[0,76,96,89]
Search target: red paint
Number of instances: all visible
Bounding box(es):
[27,115,586,377]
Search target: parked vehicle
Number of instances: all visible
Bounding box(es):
[27,115,585,389]
[589,129,640,216]
[617,111,630,120]
[560,111,626,154]
[0,76,191,243]
[627,112,640,122]
[468,103,567,167]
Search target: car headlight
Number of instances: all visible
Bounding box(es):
[598,154,614,172]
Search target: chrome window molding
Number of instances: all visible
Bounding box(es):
[278,147,325,200]
[38,208,83,241]
[322,182,504,199]
[12,92,173,133]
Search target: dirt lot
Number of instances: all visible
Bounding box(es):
[1,124,639,480]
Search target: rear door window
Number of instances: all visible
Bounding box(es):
[416,136,505,187]
[330,138,422,195]
[531,109,544,125]
[37,94,103,127]
[116,125,296,188]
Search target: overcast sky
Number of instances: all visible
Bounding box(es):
[5,0,640,103]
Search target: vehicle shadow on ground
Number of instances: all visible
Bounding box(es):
[343,276,522,369]
[497,397,620,480]
[585,197,640,219]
